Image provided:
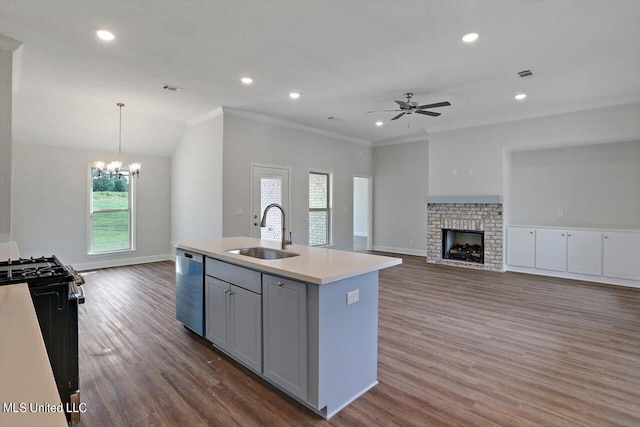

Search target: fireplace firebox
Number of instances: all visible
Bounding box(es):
[441,229,484,264]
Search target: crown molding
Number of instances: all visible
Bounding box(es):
[186,106,224,127]
[0,35,22,52]
[373,129,430,147]
[222,107,372,147]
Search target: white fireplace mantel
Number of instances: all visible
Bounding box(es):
[425,195,502,204]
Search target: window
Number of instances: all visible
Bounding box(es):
[309,172,331,246]
[89,168,135,254]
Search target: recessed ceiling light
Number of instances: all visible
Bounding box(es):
[515,93,527,101]
[375,121,384,127]
[462,33,479,43]
[241,77,253,85]
[96,30,115,41]
[289,92,301,99]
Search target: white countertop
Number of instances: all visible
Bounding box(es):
[0,284,68,427]
[0,241,20,260]
[175,237,402,285]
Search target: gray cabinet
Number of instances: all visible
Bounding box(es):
[262,274,307,401]
[205,260,262,373]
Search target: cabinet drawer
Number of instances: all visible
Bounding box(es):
[205,258,262,294]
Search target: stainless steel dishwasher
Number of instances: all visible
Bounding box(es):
[175,249,204,336]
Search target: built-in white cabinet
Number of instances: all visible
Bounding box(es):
[535,229,567,272]
[262,274,308,401]
[205,261,262,373]
[567,230,602,276]
[603,232,640,280]
[506,227,536,268]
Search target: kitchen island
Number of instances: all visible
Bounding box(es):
[174,237,401,419]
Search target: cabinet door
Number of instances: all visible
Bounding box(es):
[535,229,567,272]
[263,275,307,401]
[506,227,536,268]
[229,285,262,372]
[567,230,602,276]
[205,277,230,349]
[603,232,640,280]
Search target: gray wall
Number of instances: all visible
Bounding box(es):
[429,104,640,196]
[171,115,224,242]
[372,140,428,255]
[12,143,171,266]
[223,114,372,250]
[510,141,640,229]
[0,49,13,242]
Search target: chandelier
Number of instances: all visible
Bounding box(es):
[94,103,141,178]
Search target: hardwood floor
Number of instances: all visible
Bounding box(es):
[78,256,640,426]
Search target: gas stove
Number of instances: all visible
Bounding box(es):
[0,256,75,287]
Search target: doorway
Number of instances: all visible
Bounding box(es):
[252,165,290,241]
[353,176,371,251]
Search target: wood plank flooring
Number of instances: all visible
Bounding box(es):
[78,256,640,426]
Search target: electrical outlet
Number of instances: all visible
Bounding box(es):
[557,209,563,217]
[408,239,414,246]
[453,169,458,176]
[347,289,359,305]
[468,168,473,175]
[235,208,243,216]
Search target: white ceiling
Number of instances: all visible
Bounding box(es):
[1,0,639,156]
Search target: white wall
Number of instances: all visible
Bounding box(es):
[509,141,640,229]
[429,104,640,196]
[0,49,13,242]
[222,114,372,250]
[12,143,171,267]
[171,115,223,242]
[353,177,369,237]
[372,140,428,255]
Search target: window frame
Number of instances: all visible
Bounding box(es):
[87,166,137,255]
[308,170,333,247]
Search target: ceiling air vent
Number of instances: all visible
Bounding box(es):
[517,69,533,78]
[163,84,184,92]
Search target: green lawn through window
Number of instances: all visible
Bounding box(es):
[92,191,130,252]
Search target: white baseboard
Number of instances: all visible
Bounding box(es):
[505,265,640,289]
[353,232,368,238]
[371,245,427,257]
[74,254,173,271]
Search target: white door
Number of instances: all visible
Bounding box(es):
[567,230,602,276]
[535,229,567,272]
[252,166,290,241]
[506,227,536,268]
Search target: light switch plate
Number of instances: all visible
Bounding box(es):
[347,289,359,305]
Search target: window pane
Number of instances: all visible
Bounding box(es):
[260,177,282,241]
[309,210,328,246]
[92,211,131,252]
[92,171,130,210]
[309,173,328,208]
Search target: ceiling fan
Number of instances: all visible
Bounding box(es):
[367,92,451,121]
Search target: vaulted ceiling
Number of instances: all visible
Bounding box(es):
[1,0,639,155]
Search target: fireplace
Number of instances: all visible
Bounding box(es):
[442,229,484,264]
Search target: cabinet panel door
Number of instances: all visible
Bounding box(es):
[535,229,567,272]
[567,231,602,276]
[263,275,307,401]
[603,232,640,280]
[230,285,262,372]
[205,277,230,349]
[506,227,536,268]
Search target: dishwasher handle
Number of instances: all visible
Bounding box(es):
[176,249,203,263]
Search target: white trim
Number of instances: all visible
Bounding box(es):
[223,106,371,147]
[0,35,22,52]
[505,265,639,289]
[74,254,173,272]
[186,106,224,127]
[372,245,427,257]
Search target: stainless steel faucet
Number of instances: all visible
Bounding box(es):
[260,203,292,250]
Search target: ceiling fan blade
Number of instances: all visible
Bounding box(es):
[391,112,406,121]
[417,101,451,109]
[415,110,441,117]
[367,109,403,113]
[395,100,409,108]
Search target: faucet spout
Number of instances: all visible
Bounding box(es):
[259,203,292,249]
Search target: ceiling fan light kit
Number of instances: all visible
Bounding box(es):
[367,92,451,121]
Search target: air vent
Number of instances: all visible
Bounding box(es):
[163,84,184,92]
[517,70,533,78]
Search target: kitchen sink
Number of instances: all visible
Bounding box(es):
[226,247,300,260]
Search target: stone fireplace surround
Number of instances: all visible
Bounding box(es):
[426,196,503,271]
